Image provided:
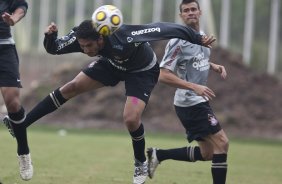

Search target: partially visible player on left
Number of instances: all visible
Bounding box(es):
[0,0,33,181]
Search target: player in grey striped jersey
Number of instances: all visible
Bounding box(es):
[147,1,229,184]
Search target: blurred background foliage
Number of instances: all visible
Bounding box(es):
[13,0,281,77]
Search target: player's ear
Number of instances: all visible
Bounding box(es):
[179,12,185,21]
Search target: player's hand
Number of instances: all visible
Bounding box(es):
[2,12,16,26]
[201,35,216,48]
[45,22,58,35]
[193,84,216,100]
[211,63,227,79]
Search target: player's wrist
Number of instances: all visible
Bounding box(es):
[44,31,58,37]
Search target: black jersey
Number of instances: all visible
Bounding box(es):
[44,22,203,72]
[0,0,28,39]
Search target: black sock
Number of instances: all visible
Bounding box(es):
[129,123,146,163]
[211,154,228,184]
[157,146,204,162]
[8,107,29,155]
[24,88,67,128]
[8,106,25,123]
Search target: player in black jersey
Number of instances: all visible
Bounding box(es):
[0,0,33,181]
[4,18,215,183]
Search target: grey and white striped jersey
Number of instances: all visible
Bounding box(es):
[160,36,211,107]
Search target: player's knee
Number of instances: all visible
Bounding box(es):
[60,80,80,98]
[5,99,21,113]
[217,135,229,153]
[223,138,229,153]
[201,151,213,161]
[123,113,140,131]
[200,146,214,160]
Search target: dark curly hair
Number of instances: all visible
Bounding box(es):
[75,20,100,40]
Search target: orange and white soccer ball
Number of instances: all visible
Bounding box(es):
[92,5,123,36]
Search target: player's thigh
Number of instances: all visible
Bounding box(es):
[124,63,159,105]
[61,58,120,98]
[60,71,104,99]
[123,96,146,131]
[1,87,20,100]
[0,87,21,111]
[123,64,159,130]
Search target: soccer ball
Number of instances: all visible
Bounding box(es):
[92,5,123,36]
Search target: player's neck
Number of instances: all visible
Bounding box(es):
[189,24,200,32]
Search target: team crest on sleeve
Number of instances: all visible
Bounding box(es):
[127,37,133,43]
[208,114,218,126]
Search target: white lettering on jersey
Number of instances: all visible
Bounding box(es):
[192,53,210,71]
[108,59,127,71]
[131,27,161,36]
[114,57,129,64]
[88,61,98,68]
[113,44,123,50]
[57,37,76,50]
[134,42,142,47]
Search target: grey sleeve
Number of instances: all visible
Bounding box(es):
[160,39,182,72]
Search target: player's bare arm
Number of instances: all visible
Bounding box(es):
[159,68,215,100]
[210,62,227,79]
[2,8,26,26]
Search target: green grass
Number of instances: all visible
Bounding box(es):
[0,126,282,184]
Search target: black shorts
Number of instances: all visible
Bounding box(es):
[175,102,222,143]
[0,44,22,87]
[82,57,160,104]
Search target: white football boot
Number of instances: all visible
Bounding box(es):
[18,153,33,180]
[133,159,148,184]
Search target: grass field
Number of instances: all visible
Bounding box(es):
[0,126,282,184]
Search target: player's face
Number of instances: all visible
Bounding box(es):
[78,38,103,57]
[179,2,201,29]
